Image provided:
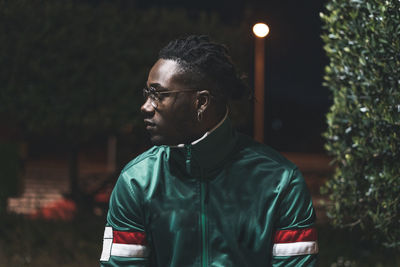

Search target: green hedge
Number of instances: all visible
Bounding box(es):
[321,0,400,248]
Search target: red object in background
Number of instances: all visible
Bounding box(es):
[29,187,112,220]
[31,198,76,220]
[94,188,112,203]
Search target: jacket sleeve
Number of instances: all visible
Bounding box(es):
[271,168,318,267]
[100,172,150,267]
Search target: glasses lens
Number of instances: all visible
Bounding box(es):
[143,87,159,108]
[150,100,158,108]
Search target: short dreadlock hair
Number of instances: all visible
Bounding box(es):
[158,35,247,103]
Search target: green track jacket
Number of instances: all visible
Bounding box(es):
[100,118,318,266]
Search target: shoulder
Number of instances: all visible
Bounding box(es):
[231,133,303,190]
[235,133,297,171]
[116,145,168,188]
[122,146,167,171]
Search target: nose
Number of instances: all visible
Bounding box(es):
[140,97,155,116]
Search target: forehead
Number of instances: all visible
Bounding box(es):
[147,59,182,89]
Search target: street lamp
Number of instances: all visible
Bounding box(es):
[252,22,269,143]
[253,23,270,38]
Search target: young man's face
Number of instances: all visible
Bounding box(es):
[141,59,198,146]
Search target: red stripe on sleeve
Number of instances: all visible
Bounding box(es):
[113,231,147,245]
[274,228,317,243]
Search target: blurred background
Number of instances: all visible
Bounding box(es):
[0,0,398,266]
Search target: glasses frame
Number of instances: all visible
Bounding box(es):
[143,86,198,108]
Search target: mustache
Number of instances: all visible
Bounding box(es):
[144,119,156,126]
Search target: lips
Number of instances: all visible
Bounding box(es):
[144,120,156,130]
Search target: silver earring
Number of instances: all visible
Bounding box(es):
[197,110,203,122]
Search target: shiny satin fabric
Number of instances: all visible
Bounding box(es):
[101,118,317,267]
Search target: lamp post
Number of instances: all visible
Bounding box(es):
[253,23,269,143]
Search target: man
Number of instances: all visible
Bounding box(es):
[100,35,318,266]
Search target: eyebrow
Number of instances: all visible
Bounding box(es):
[148,83,168,91]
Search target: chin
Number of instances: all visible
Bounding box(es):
[150,135,170,146]
[150,138,164,146]
[150,134,181,146]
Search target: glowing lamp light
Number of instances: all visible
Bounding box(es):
[253,23,270,38]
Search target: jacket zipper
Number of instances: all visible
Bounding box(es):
[185,145,192,174]
[201,178,208,267]
[185,145,208,267]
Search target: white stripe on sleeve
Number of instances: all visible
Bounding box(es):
[273,241,318,256]
[111,243,149,258]
[100,227,113,261]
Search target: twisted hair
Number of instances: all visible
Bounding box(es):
[158,35,247,103]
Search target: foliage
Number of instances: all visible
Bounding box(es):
[317,224,400,266]
[321,0,400,248]
[0,0,252,143]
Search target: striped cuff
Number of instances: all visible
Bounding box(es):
[272,228,318,256]
[100,227,149,261]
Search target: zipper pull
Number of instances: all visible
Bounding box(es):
[185,144,192,174]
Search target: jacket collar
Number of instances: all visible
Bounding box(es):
[174,108,229,148]
[169,111,238,175]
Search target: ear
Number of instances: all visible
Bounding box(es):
[196,90,211,113]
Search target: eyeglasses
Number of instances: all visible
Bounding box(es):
[143,86,198,108]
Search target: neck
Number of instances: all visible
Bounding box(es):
[203,108,226,132]
[187,107,228,145]
[170,114,237,173]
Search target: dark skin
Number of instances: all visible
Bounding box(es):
[141,59,226,146]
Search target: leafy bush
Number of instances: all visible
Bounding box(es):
[321,0,400,248]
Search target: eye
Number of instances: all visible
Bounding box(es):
[149,87,162,101]
[152,91,160,98]
[143,87,156,99]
